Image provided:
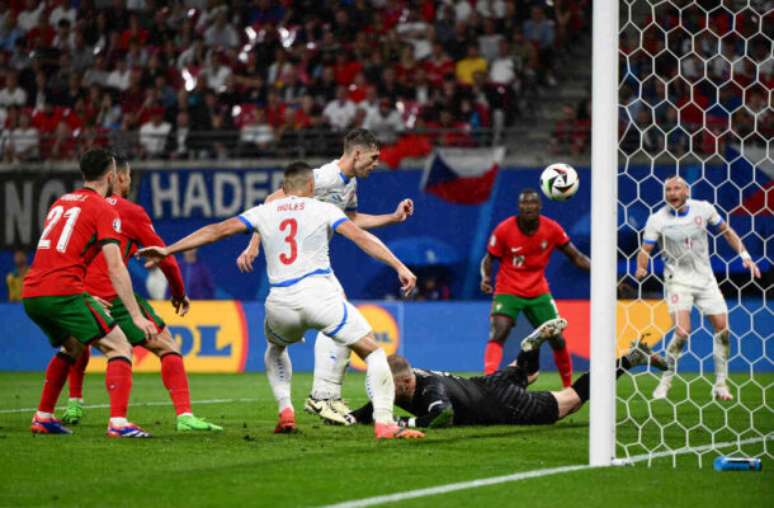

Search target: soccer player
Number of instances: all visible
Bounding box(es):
[137,162,424,440]
[635,176,761,401]
[236,128,414,424]
[22,149,157,437]
[60,157,222,432]
[341,322,666,428]
[480,188,590,386]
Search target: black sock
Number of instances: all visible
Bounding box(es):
[516,349,540,375]
[571,367,627,404]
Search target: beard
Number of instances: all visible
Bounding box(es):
[106,180,114,196]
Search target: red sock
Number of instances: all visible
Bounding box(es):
[484,340,504,375]
[105,358,132,418]
[68,347,90,399]
[38,353,73,414]
[552,346,573,387]
[161,353,191,415]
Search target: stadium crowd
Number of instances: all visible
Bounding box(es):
[0,0,589,163]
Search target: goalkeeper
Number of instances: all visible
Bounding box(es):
[341,320,666,428]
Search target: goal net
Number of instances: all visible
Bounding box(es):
[614,0,772,465]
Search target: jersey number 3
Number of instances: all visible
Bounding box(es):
[38,206,81,253]
[279,218,298,265]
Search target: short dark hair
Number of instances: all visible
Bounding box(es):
[387,354,413,379]
[114,155,130,173]
[343,128,378,154]
[79,149,115,181]
[519,188,540,201]
[282,161,313,192]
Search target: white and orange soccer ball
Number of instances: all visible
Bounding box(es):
[540,163,580,201]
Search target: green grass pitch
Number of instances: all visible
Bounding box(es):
[0,372,770,507]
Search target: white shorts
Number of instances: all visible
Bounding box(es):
[664,281,727,316]
[264,275,371,347]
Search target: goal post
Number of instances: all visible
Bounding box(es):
[589,0,620,466]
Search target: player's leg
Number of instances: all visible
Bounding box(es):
[525,294,572,387]
[118,295,222,431]
[24,295,95,434]
[693,284,732,400]
[306,275,352,418]
[308,291,422,439]
[263,295,307,433]
[61,346,90,424]
[484,294,520,374]
[654,284,693,400]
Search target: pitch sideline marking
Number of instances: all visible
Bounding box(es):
[320,436,771,508]
[0,397,264,414]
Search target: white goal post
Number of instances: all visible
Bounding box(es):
[589,0,620,467]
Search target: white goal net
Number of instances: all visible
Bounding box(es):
[615,0,772,466]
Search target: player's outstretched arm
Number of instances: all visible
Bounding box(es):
[558,241,591,271]
[635,242,655,280]
[480,253,494,294]
[717,222,761,279]
[138,218,249,264]
[336,220,417,296]
[103,243,157,340]
[345,198,414,230]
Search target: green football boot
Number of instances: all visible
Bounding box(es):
[176,414,223,432]
[61,399,84,425]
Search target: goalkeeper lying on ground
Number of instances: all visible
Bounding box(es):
[335,319,666,428]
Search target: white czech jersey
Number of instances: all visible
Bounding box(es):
[238,196,348,287]
[642,199,724,288]
[313,160,358,212]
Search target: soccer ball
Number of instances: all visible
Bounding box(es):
[540,163,580,201]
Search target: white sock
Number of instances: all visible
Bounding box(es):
[109,417,128,427]
[265,342,293,413]
[68,398,83,403]
[364,349,395,424]
[35,411,54,419]
[713,330,730,385]
[311,332,350,400]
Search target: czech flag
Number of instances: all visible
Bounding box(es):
[420,147,505,205]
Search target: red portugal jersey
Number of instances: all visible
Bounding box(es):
[487,215,570,298]
[23,188,122,298]
[84,195,185,300]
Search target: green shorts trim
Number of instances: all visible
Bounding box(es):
[23,294,116,348]
[109,294,166,345]
[491,293,559,327]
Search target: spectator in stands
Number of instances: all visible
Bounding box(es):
[50,0,77,27]
[106,58,131,92]
[204,8,239,49]
[0,12,24,52]
[169,110,193,159]
[180,249,215,300]
[53,18,76,51]
[424,42,456,86]
[364,98,404,146]
[6,110,39,161]
[0,71,26,108]
[415,274,451,301]
[17,0,44,34]
[323,85,357,132]
[96,92,122,130]
[201,53,233,93]
[489,39,517,85]
[239,107,274,156]
[455,45,488,85]
[523,5,558,86]
[5,248,29,302]
[25,9,55,50]
[139,108,171,158]
[478,18,503,62]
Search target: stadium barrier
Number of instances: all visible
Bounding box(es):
[1,298,767,374]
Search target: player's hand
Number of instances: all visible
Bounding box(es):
[397,266,417,297]
[136,246,170,265]
[93,296,113,314]
[743,258,761,279]
[480,279,493,294]
[635,267,648,280]
[132,315,158,341]
[392,198,414,223]
[236,246,259,273]
[172,295,191,317]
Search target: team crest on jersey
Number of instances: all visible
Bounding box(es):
[694,216,703,226]
[113,218,122,233]
[107,197,117,205]
[541,240,548,250]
